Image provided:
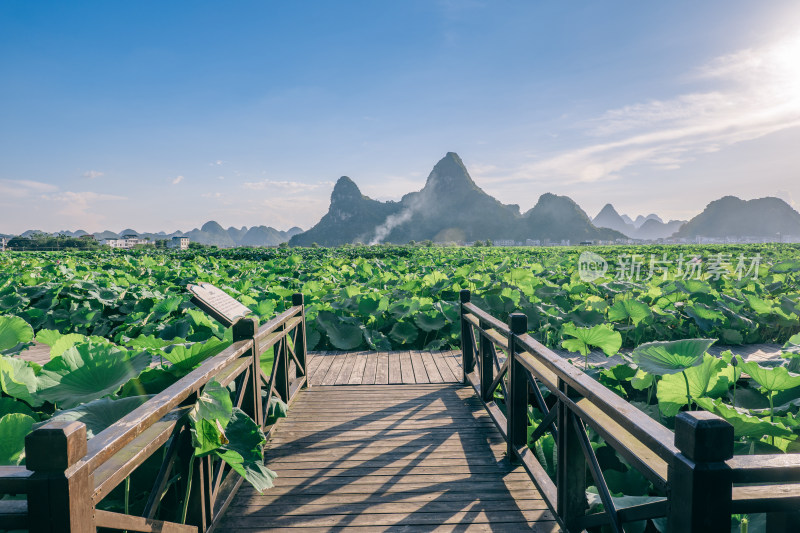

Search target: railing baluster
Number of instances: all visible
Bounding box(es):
[507,313,528,463]
[479,325,493,402]
[459,289,475,382]
[233,317,261,429]
[293,293,307,382]
[556,379,586,532]
[25,421,92,532]
[275,322,290,402]
[668,411,733,533]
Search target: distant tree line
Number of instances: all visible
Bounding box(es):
[6,234,101,251]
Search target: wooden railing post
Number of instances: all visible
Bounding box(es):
[25,421,92,533]
[233,317,261,428]
[556,380,586,532]
[479,322,493,402]
[293,292,308,384]
[667,411,733,533]
[507,313,528,463]
[275,323,290,403]
[459,289,474,382]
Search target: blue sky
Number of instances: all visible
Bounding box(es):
[2,1,800,233]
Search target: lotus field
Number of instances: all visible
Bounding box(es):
[1,244,800,524]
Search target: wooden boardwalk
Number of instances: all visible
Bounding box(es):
[218,384,557,531]
[306,351,464,386]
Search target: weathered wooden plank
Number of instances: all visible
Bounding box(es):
[346,351,369,385]
[732,483,800,513]
[443,350,464,381]
[230,490,545,505]
[421,351,444,383]
[432,351,458,382]
[374,352,390,384]
[319,353,347,386]
[399,351,415,384]
[308,352,335,385]
[334,352,357,385]
[239,479,540,496]
[227,498,550,515]
[94,510,197,532]
[411,353,429,384]
[361,351,378,385]
[220,383,547,529]
[388,352,402,384]
[304,351,327,381]
[210,524,558,533]
[222,508,554,527]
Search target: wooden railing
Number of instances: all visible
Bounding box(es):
[458,289,800,533]
[0,293,308,532]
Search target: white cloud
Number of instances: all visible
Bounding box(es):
[82,170,105,179]
[172,175,185,185]
[242,179,331,192]
[209,160,224,166]
[0,179,59,200]
[483,34,800,187]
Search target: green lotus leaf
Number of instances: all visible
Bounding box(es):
[656,354,730,416]
[415,310,447,332]
[123,334,188,350]
[189,381,233,456]
[783,333,800,354]
[630,369,654,391]
[0,355,42,407]
[771,260,800,273]
[0,315,34,353]
[561,323,621,357]
[364,329,392,351]
[36,342,152,408]
[161,337,232,372]
[46,396,151,438]
[607,299,652,326]
[736,356,800,392]
[0,397,36,419]
[631,339,716,375]
[695,397,795,438]
[316,311,363,350]
[389,320,419,345]
[0,413,36,466]
[215,408,276,493]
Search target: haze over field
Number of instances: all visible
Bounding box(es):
[2,1,800,234]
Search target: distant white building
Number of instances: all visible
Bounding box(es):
[525,239,541,246]
[493,239,517,246]
[168,237,190,250]
[0,237,7,252]
[102,236,151,249]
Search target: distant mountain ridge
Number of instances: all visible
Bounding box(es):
[291,152,624,246]
[593,204,686,240]
[9,223,303,247]
[676,196,800,239]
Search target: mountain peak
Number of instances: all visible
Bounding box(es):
[331,176,363,204]
[596,204,620,218]
[422,152,477,193]
[201,220,225,233]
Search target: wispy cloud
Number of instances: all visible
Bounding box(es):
[209,160,225,166]
[46,191,126,228]
[480,35,800,186]
[242,179,332,192]
[82,170,105,179]
[172,175,185,185]
[0,179,59,200]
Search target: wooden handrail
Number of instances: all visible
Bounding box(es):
[458,289,800,533]
[1,291,309,532]
[85,339,252,472]
[515,333,678,462]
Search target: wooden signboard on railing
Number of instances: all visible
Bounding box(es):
[188,282,251,327]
